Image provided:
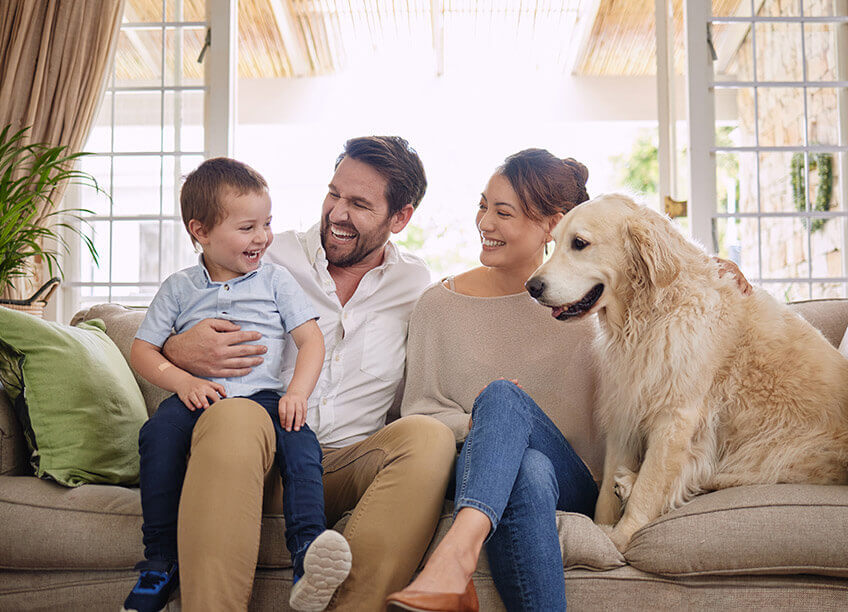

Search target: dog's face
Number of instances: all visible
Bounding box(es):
[527,193,679,320]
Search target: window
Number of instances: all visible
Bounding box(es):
[688,0,848,301]
[62,0,214,320]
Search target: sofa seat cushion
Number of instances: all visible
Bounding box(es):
[0,476,143,570]
[399,501,625,575]
[625,484,848,578]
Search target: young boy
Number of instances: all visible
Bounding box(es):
[122,158,350,612]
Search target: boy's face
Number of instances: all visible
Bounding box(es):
[193,188,274,282]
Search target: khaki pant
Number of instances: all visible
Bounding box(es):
[177,398,456,611]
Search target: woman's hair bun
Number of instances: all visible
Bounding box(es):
[562,157,589,186]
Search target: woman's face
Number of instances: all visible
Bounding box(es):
[476,172,550,269]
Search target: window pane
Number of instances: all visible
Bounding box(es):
[167,0,206,22]
[716,151,756,213]
[758,150,798,213]
[811,216,844,278]
[125,0,163,22]
[759,0,801,17]
[711,0,752,17]
[807,87,845,146]
[111,219,161,283]
[762,281,810,302]
[79,220,111,284]
[760,216,810,279]
[165,26,205,87]
[76,156,113,217]
[804,151,840,223]
[714,24,754,81]
[805,23,840,82]
[159,219,198,278]
[96,286,157,308]
[163,90,204,152]
[757,87,805,146]
[714,216,758,277]
[113,156,163,216]
[115,28,163,87]
[114,92,163,153]
[755,22,803,82]
[812,282,847,299]
[804,2,847,17]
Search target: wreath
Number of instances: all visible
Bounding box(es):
[791,152,833,231]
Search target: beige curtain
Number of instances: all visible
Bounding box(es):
[0,0,125,300]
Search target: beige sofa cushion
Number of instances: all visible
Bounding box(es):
[625,484,848,578]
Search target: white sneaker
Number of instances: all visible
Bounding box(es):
[289,530,352,612]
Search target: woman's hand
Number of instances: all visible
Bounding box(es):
[714,257,752,295]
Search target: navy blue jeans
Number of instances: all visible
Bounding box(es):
[138,390,325,577]
[455,379,598,611]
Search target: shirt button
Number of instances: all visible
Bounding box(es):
[334,354,340,362]
[224,284,230,291]
[322,398,327,405]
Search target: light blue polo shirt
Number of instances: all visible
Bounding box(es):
[136,257,319,398]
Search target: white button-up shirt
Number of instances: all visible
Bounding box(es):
[267,223,431,448]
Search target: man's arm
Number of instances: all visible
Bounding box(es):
[161,318,267,378]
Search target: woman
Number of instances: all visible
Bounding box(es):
[386,149,750,611]
[388,149,601,611]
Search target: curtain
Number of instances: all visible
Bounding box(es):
[0,0,125,300]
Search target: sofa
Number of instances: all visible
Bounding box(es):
[2,300,848,610]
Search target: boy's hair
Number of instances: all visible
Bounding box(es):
[180,157,268,245]
[335,136,427,216]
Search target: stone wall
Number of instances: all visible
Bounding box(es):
[724,0,844,300]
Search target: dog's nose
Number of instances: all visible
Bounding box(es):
[525,277,545,298]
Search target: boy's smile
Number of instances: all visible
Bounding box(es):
[192,188,274,282]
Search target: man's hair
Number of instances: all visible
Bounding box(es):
[180,157,268,245]
[335,136,427,215]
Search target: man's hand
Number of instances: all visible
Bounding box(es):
[175,376,226,410]
[278,393,308,432]
[714,257,752,295]
[162,318,267,378]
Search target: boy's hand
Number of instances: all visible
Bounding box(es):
[278,393,308,432]
[176,376,226,410]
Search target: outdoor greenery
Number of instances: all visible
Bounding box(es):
[790,152,833,232]
[0,125,103,293]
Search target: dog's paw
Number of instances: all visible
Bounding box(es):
[608,526,633,553]
[613,467,637,506]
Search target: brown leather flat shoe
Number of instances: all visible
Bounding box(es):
[385,579,478,612]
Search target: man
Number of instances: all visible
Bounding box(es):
[162,136,456,610]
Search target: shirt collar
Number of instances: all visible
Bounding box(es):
[303,222,400,271]
[197,254,261,285]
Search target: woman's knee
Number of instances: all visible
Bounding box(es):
[514,449,559,503]
[473,379,531,423]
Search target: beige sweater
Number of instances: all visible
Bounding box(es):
[401,282,605,480]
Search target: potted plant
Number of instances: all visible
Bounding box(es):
[0,124,104,314]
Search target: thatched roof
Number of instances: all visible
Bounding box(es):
[115,0,744,81]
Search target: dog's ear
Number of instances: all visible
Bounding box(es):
[625,209,680,289]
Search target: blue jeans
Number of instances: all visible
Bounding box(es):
[138,390,325,577]
[455,379,598,611]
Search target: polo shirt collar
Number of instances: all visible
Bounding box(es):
[197,254,261,285]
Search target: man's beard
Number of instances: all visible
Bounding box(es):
[320,213,392,267]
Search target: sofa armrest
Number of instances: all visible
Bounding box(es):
[0,388,29,476]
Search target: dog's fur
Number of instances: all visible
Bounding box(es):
[527,194,848,552]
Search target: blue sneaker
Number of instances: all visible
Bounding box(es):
[121,560,179,612]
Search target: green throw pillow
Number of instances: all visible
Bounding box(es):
[0,306,147,487]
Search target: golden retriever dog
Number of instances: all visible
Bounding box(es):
[526,193,848,553]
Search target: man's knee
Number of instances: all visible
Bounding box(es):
[192,398,275,466]
[385,415,456,462]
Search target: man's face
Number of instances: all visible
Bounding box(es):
[320,156,395,268]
